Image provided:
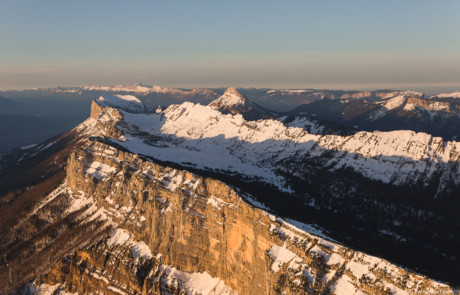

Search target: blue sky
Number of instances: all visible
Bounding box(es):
[0,0,459,90]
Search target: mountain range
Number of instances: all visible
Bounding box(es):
[2,84,460,152]
[1,89,459,294]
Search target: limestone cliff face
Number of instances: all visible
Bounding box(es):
[27,139,453,294]
[91,100,105,119]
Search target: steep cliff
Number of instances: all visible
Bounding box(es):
[10,139,454,294]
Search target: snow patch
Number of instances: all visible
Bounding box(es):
[36,284,78,295]
[107,228,131,247]
[268,243,302,272]
[159,265,238,295]
[330,275,365,295]
[20,144,37,150]
[131,241,153,261]
[85,161,117,180]
[207,196,237,210]
[107,228,153,262]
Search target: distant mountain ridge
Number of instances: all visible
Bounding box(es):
[285,90,460,140]
[1,85,460,152]
[0,96,26,114]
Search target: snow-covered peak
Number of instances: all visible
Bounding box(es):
[209,88,248,114]
[112,84,150,93]
[82,84,151,93]
[224,87,242,96]
[96,95,146,113]
[266,89,313,95]
[190,87,217,97]
[149,85,182,94]
[383,95,407,110]
[400,90,424,97]
[378,91,424,100]
[433,92,460,99]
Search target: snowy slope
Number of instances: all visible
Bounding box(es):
[95,95,146,113]
[433,92,460,99]
[90,95,460,193]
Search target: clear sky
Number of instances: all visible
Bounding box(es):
[1,0,459,90]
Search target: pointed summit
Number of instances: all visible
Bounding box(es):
[209,87,248,114]
[208,87,275,120]
[223,87,245,97]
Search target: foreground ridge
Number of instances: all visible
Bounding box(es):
[4,138,454,294]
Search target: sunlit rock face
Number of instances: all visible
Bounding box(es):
[13,139,454,294]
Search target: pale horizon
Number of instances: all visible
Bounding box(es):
[1,0,459,92]
[1,83,459,97]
